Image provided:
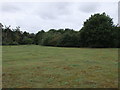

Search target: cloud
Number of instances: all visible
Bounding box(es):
[1,3,21,13]
[35,2,72,20]
[79,2,100,13]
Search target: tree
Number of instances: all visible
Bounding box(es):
[57,31,79,47]
[22,36,33,44]
[2,26,14,45]
[0,23,3,30]
[79,13,114,48]
[0,23,3,45]
[35,30,45,45]
[117,27,120,48]
[12,27,22,44]
[112,26,120,48]
[21,31,35,45]
[57,29,64,34]
[41,32,53,46]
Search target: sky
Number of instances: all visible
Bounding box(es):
[0,0,119,33]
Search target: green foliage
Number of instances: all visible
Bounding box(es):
[41,33,53,46]
[10,41,19,45]
[79,13,115,48]
[35,30,45,45]
[2,26,35,45]
[57,31,79,47]
[41,31,62,46]
[112,26,120,48]
[2,27,14,45]
[21,36,33,44]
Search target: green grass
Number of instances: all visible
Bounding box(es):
[2,45,118,88]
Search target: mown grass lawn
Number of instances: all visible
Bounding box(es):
[2,45,118,88]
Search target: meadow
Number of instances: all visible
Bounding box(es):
[2,45,118,88]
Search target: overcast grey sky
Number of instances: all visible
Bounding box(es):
[0,1,118,33]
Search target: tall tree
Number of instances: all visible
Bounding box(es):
[79,13,114,48]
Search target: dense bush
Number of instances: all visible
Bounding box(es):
[57,31,79,47]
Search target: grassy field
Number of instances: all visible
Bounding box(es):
[2,45,118,88]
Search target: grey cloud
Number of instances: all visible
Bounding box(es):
[79,3,100,13]
[35,2,72,20]
[48,2,72,15]
[39,12,57,20]
[1,3,21,13]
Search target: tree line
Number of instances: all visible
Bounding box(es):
[1,13,120,48]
